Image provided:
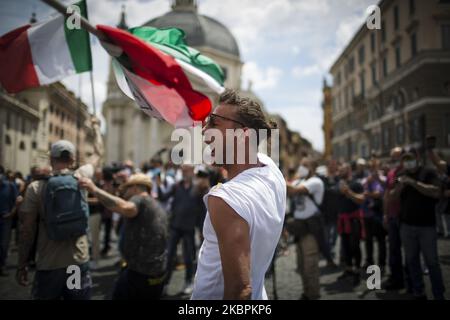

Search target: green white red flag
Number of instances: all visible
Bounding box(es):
[97,25,225,127]
[0,0,91,93]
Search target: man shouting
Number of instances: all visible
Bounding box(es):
[191,89,286,300]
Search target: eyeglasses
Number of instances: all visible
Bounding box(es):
[204,113,246,128]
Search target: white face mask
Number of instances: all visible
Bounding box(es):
[297,165,310,179]
[403,160,417,170]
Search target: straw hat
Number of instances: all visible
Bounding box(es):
[119,173,152,192]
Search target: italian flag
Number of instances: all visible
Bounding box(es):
[0,0,91,93]
[97,25,225,127]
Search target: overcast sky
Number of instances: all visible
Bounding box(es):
[0,0,375,152]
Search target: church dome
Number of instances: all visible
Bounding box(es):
[142,1,240,58]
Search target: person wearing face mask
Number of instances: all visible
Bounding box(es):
[335,163,365,285]
[286,158,325,300]
[383,147,409,291]
[390,150,445,300]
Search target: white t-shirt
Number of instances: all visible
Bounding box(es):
[293,176,324,220]
[191,153,286,300]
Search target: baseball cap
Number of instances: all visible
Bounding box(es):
[50,140,76,159]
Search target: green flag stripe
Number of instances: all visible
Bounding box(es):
[64,0,92,73]
[129,27,224,86]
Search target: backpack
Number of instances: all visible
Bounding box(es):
[42,174,89,241]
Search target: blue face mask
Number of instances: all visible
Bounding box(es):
[166,169,175,177]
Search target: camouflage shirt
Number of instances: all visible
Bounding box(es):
[122,195,168,276]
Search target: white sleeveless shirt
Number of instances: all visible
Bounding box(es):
[191,153,286,300]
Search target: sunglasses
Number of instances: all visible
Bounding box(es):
[204,113,245,127]
[204,113,246,128]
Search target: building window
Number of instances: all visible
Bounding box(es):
[383,128,391,150]
[344,87,349,108]
[336,72,341,86]
[370,33,376,52]
[395,45,401,68]
[32,141,37,149]
[50,104,54,113]
[411,32,417,57]
[383,56,388,77]
[60,129,64,139]
[49,123,53,133]
[6,111,11,130]
[351,82,355,99]
[359,72,365,98]
[409,115,425,142]
[372,133,380,150]
[19,141,25,150]
[411,87,419,101]
[361,144,368,158]
[409,0,415,15]
[445,114,450,146]
[21,118,26,134]
[371,63,377,85]
[442,25,450,50]
[5,135,11,145]
[220,66,228,81]
[394,6,399,31]
[55,126,59,135]
[381,21,386,43]
[359,45,365,64]
[348,56,355,73]
[396,123,405,144]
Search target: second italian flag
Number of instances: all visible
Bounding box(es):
[98,25,225,127]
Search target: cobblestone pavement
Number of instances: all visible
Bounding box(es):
[1,235,449,300]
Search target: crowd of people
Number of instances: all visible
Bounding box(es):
[286,146,450,300]
[0,114,449,300]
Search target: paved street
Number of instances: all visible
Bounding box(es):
[1,233,449,300]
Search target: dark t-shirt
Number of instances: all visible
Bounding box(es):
[399,167,438,226]
[0,179,18,216]
[170,182,205,231]
[337,180,364,214]
[321,175,341,222]
[122,195,168,276]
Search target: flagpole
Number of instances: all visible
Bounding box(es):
[41,0,108,41]
[77,74,82,167]
[90,71,96,116]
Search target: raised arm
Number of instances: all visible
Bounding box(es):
[78,177,138,218]
[208,195,252,300]
[84,116,104,169]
